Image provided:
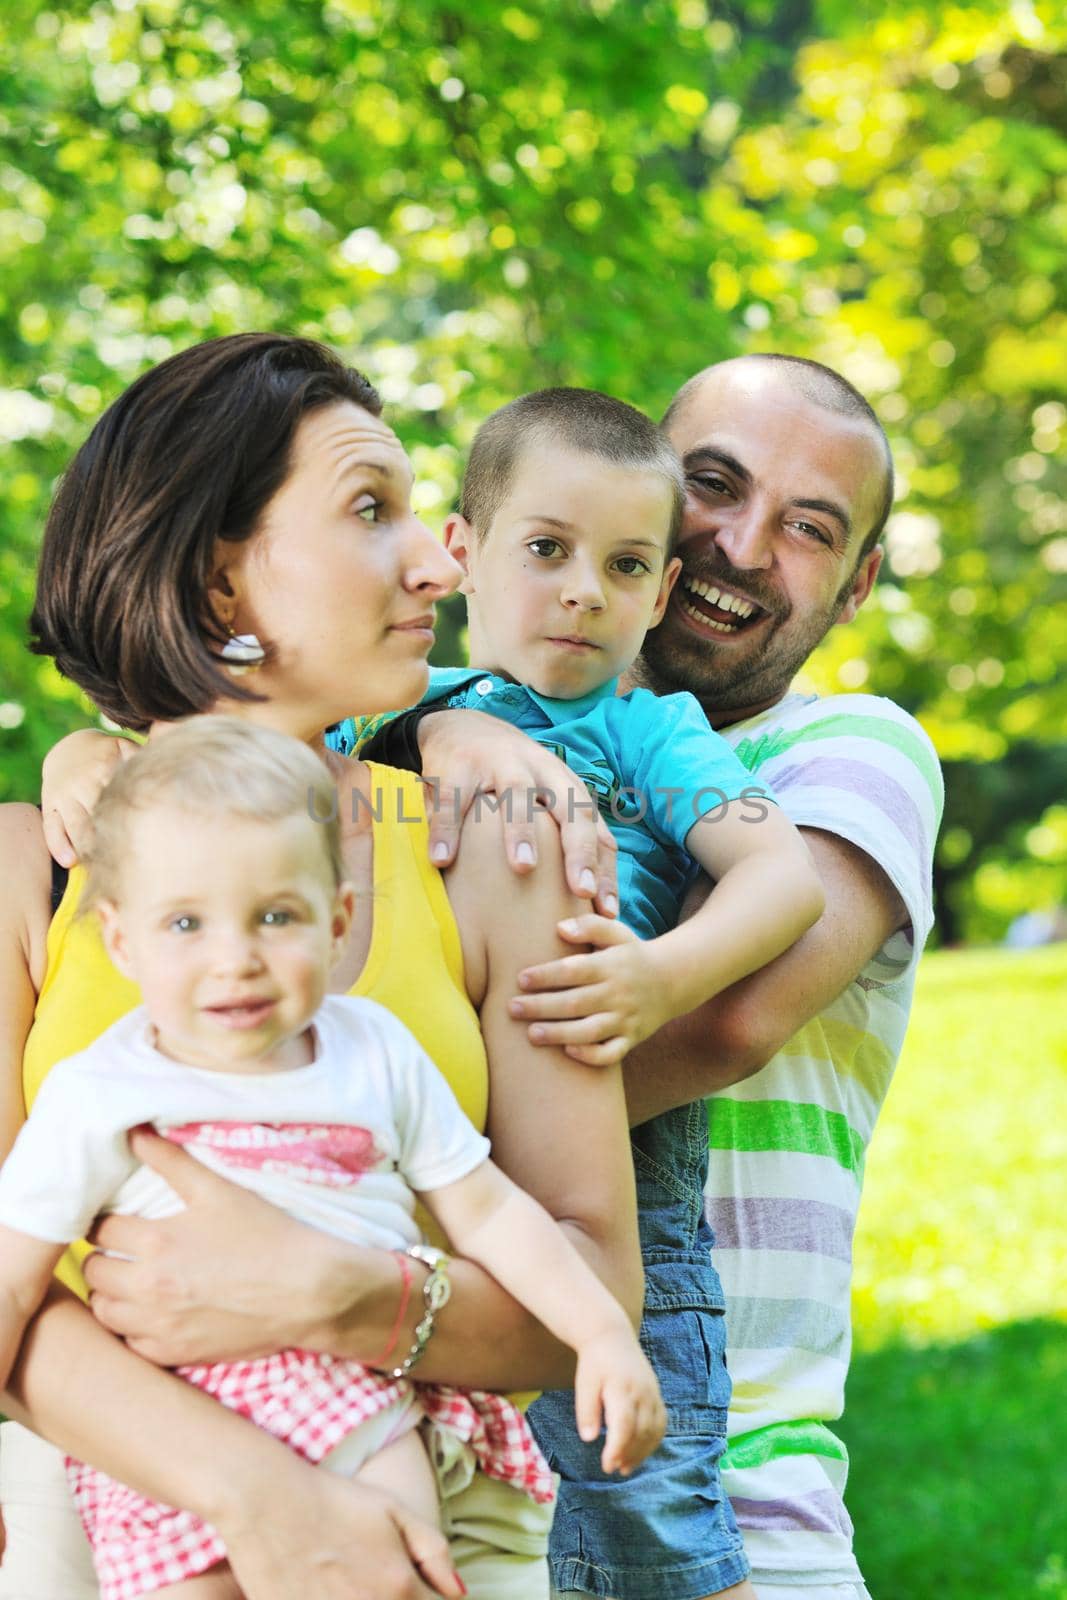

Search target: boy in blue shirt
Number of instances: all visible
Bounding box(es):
[332,388,824,1600]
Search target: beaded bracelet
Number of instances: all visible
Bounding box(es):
[388,1244,452,1380]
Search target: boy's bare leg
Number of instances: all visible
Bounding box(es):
[153,1565,243,1599]
[353,1426,441,1526]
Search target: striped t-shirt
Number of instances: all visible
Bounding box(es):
[710,690,943,1588]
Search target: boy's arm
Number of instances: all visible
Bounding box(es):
[422,1160,665,1472]
[509,800,824,1064]
[0,1226,64,1388]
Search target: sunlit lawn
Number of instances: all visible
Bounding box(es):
[840,944,1067,1599]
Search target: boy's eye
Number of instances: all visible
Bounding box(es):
[613,555,651,576]
[169,915,200,933]
[527,537,564,559]
[261,909,294,927]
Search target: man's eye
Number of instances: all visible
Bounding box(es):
[614,556,650,576]
[792,520,831,545]
[355,498,385,523]
[527,537,563,559]
[688,473,733,497]
[262,909,293,927]
[169,915,199,933]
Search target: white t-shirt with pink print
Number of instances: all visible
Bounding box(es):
[0,994,491,1250]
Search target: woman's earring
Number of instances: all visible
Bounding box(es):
[221,631,266,675]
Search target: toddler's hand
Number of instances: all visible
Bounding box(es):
[574,1326,666,1476]
[41,730,134,866]
[510,914,671,1064]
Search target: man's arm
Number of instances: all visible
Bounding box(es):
[623,827,907,1126]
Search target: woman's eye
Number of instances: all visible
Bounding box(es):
[262,909,293,927]
[613,556,650,576]
[169,915,199,934]
[527,537,563,559]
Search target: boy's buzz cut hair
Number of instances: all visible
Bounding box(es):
[84,715,343,906]
[461,387,685,553]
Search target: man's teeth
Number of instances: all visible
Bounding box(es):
[682,578,757,618]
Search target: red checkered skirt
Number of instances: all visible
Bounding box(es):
[67,1348,555,1600]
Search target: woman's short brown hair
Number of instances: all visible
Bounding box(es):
[30,334,382,732]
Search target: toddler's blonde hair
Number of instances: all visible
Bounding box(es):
[84,716,343,905]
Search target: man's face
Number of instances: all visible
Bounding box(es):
[635,363,886,725]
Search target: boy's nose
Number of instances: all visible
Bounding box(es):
[560,565,606,610]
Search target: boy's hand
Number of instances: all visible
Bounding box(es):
[510,914,671,1064]
[574,1326,666,1476]
[41,731,133,866]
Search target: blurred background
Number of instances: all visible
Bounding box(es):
[0,0,1064,1592]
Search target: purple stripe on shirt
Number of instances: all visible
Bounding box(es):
[766,756,927,862]
[705,1196,855,1263]
[730,1489,855,1538]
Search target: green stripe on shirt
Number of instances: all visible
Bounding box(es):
[724,1418,850,1471]
[709,1099,865,1174]
[741,712,941,800]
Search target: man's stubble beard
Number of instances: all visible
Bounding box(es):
[635,585,852,721]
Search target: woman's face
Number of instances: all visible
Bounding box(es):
[215,402,460,735]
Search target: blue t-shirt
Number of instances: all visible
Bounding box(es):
[331,668,771,942]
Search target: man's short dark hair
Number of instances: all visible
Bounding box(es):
[662,353,894,557]
[30,333,382,732]
[461,387,685,554]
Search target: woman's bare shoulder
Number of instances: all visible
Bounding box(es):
[0,803,55,985]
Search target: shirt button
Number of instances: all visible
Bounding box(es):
[474,678,494,695]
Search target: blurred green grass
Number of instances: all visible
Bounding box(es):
[840,944,1067,1598]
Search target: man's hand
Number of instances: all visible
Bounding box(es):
[418,709,619,916]
[509,914,670,1065]
[41,730,134,866]
[574,1326,666,1476]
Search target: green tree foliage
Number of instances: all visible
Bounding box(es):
[1,0,1064,939]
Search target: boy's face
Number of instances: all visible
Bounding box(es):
[446,440,681,700]
[98,805,353,1073]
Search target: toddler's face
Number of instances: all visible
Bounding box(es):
[449,441,681,700]
[98,805,351,1073]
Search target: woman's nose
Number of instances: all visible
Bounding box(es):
[402,514,462,598]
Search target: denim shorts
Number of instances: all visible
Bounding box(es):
[529,1102,750,1600]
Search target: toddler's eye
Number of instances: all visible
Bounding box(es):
[169,915,200,934]
[527,537,564,559]
[262,909,293,927]
[613,556,651,576]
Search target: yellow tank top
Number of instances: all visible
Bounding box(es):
[22,765,488,1299]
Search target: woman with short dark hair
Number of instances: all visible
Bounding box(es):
[0,334,640,1600]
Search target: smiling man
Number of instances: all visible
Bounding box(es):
[609,354,942,1600]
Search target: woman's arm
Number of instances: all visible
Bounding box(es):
[0,805,52,1159]
[303,807,642,1391]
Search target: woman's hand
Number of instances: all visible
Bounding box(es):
[40,730,134,866]
[84,1128,389,1365]
[509,913,672,1065]
[417,709,619,916]
[218,1457,464,1600]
